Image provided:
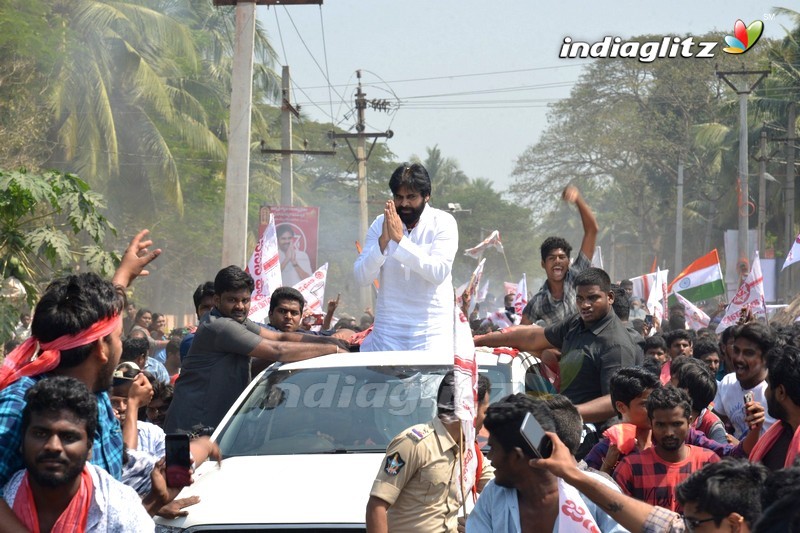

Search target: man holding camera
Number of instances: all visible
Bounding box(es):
[466,393,625,532]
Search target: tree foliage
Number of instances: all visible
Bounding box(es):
[509,33,775,280]
[0,168,118,342]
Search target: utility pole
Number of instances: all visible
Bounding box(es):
[774,102,798,298]
[215,0,322,267]
[675,159,684,275]
[716,67,769,280]
[260,66,335,206]
[789,103,797,297]
[328,70,393,309]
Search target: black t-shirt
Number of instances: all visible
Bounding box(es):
[165,309,262,433]
[543,310,639,406]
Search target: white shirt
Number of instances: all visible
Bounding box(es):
[279,248,311,287]
[4,464,154,532]
[354,203,458,351]
[713,372,776,439]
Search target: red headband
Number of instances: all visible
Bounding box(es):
[0,314,122,390]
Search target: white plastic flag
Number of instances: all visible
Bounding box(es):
[453,306,478,499]
[716,251,767,333]
[646,268,669,326]
[513,274,528,316]
[557,478,601,533]
[463,230,503,259]
[247,214,282,323]
[673,291,710,330]
[783,233,800,270]
[293,263,328,316]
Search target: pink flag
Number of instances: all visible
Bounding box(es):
[782,233,800,271]
[453,306,478,498]
[716,251,767,333]
[247,214,283,323]
[464,230,503,259]
[503,282,518,296]
[513,274,528,315]
[292,263,328,316]
[463,258,486,314]
[673,292,710,330]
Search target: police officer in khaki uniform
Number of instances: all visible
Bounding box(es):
[366,372,493,533]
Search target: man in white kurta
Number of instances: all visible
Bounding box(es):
[354,163,458,352]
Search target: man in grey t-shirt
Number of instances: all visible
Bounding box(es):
[165,266,347,433]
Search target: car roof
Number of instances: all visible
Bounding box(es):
[273,349,516,371]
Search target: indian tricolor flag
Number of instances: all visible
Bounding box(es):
[668,249,725,303]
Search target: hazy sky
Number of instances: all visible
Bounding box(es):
[256,1,792,192]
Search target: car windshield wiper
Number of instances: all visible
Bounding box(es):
[303,447,354,454]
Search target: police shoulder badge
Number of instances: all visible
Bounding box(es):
[384,452,406,476]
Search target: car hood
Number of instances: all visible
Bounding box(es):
[157,453,383,528]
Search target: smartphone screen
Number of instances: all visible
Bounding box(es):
[644,315,654,327]
[165,433,192,488]
[520,411,552,458]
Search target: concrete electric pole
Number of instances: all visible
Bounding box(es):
[716,67,769,281]
[328,70,393,309]
[214,0,322,267]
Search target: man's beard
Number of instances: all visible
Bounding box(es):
[767,395,787,422]
[25,452,87,488]
[397,203,425,227]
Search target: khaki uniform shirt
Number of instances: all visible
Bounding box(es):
[370,418,461,532]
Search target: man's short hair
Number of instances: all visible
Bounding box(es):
[437,371,491,416]
[734,322,776,357]
[388,163,431,198]
[620,279,633,290]
[540,237,572,262]
[165,337,181,357]
[670,356,707,382]
[646,385,692,420]
[610,284,630,321]
[666,329,692,348]
[30,273,124,368]
[677,365,717,414]
[22,376,98,445]
[766,343,800,407]
[483,393,556,459]
[693,338,720,359]
[276,224,294,238]
[676,459,768,527]
[610,367,660,416]
[121,337,149,363]
[545,394,582,455]
[644,334,668,353]
[192,282,215,310]
[214,265,254,295]
[268,286,306,314]
[573,267,611,292]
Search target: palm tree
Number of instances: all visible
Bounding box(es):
[44,0,279,217]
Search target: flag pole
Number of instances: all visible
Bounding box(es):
[501,248,513,278]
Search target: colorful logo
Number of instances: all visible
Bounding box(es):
[723,19,764,54]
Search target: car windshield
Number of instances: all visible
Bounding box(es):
[216,363,513,457]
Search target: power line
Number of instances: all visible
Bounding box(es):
[280,5,349,122]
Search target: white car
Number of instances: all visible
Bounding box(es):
[155,349,544,532]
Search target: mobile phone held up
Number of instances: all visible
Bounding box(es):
[165,433,192,488]
[520,411,553,459]
[644,315,654,328]
[743,391,755,407]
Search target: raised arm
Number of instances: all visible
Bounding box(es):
[562,185,599,261]
[354,216,387,287]
[473,324,554,354]
[111,229,162,288]
[532,432,675,533]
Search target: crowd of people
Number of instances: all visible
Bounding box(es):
[0,162,799,532]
